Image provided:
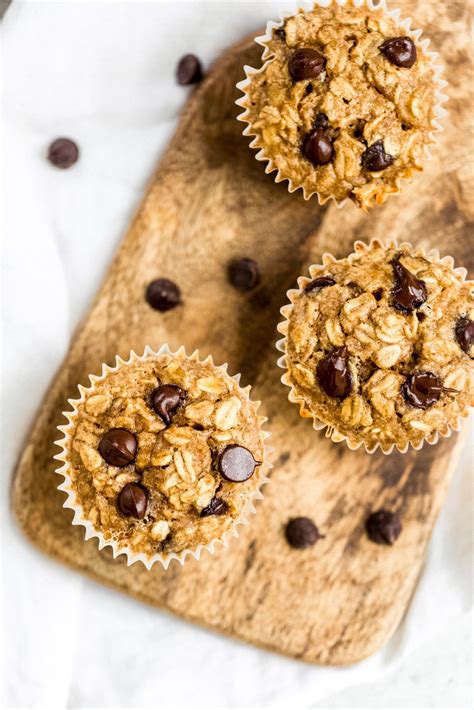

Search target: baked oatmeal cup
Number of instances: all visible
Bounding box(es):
[237,0,447,210]
[54,346,270,569]
[277,240,473,453]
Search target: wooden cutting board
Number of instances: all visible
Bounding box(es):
[11,0,473,665]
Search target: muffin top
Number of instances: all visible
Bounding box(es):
[64,353,265,556]
[284,242,473,451]
[243,4,438,209]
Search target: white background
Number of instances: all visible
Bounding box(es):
[2,1,473,708]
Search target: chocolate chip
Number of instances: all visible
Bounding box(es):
[455,316,474,356]
[402,371,444,409]
[366,509,402,545]
[146,278,181,311]
[228,257,260,291]
[285,517,324,549]
[391,259,427,313]
[47,138,79,169]
[99,429,137,466]
[362,140,394,172]
[316,347,352,399]
[151,384,186,426]
[218,445,259,483]
[304,276,335,293]
[379,36,417,68]
[314,112,329,128]
[176,54,203,85]
[274,28,286,41]
[200,496,229,517]
[373,287,384,301]
[288,48,325,81]
[118,483,148,519]
[303,128,333,166]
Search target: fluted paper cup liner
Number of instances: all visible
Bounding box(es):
[54,345,271,570]
[276,239,472,454]
[236,0,448,210]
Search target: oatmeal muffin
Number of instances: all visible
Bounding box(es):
[55,348,267,565]
[277,241,473,452]
[237,1,445,210]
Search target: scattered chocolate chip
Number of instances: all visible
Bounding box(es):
[353,120,365,140]
[99,429,137,466]
[285,517,324,549]
[401,123,412,131]
[416,311,427,322]
[379,36,417,68]
[118,483,148,519]
[303,128,333,166]
[391,258,427,313]
[373,287,384,301]
[455,316,474,356]
[228,257,260,291]
[362,140,394,172]
[176,54,203,85]
[366,509,402,545]
[151,384,186,426]
[316,347,352,399]
[305,83,313,95]
[402,371,447,409]
[200,496,229,517]
[146,278,181,312]
[304,276,335,293]
[274,28,286,41]
[288,48,325,81]
[218,445,259,483]
[314,112,329,128]
[47,138,79,169]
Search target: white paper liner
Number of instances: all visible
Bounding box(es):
[276,238,472,454]
[54,344,272,570]
[236,0,449,209]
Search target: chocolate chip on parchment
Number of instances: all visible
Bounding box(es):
[304,276,335,293]
[316,346,352,399]
[200,496,229,517]
[118,483,148,519]
[402,371,457,409]
[455,316,474,356]
[366,509,402,545]
[218,445,259,483]
[176,54,203,85]
[285,517,324,549]
[362,140,394,172]
[99,429,137,466]
[391,259,427,313]
[151,384,186,426]
[47,138,79,169]
[146,278,181,312]
[228,257,260,291]
[303,128,333,166]
[379,36,417,68]
[288,48,325,81]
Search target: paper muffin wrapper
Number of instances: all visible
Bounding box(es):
[276,238,472,455]
[53,344,272,570]
[236,0,448,210]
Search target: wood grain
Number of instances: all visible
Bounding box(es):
[11,0,473,665]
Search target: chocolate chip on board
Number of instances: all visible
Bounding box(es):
[285,517,324,549]
[146,278,181,311]
[228,257,260,291]
[366,509,402,545]
[176,54,203,85]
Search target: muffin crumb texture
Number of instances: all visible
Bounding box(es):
[243,4,439,209]
[64,354,265,557]
[285,242,473,451]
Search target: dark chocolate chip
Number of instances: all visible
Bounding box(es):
[218,445,259,483]
[416,311,427,322]
[47,138,79,169]
[285,517,324,549]
[288,48,325,81]
[455,316,474,356]
[366,509,402,545]
[316,347,352,399]
[228,257,260,291]
[303,128,333,166]
[402,371,446,409]
[99,429,137,466]
[176,54,203,85]
[304,276,335,293]
[146,278,181,312]
[118,483,148,519]
[379,36,417,68]
[391,258,427,313]
[151,384,186,426]
[200,496,229,517]
[362,140,394,172]
[373,287,384,301]
[274,28,286,41]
